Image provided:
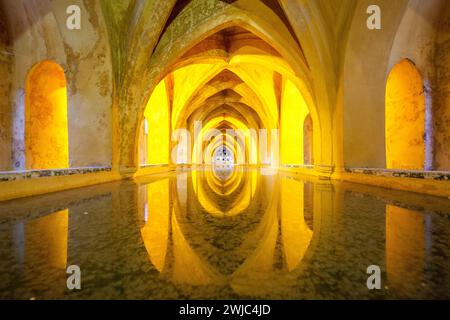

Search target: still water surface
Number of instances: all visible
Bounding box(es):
[0,167,449,299]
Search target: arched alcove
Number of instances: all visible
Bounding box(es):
[25,60,69,170]
[385,59,426,170]
[303,114,314,165]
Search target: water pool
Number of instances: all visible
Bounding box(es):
[0,167,449,299]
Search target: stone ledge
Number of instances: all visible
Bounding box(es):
[138,164,170,168]
[0,166,112,183]
[281,164,314,169]
[345,168,450,181]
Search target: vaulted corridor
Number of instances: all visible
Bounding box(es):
[0,0,449,300]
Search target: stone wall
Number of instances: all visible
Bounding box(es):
[434,3,450,170]
[0,4,11,171]
[343,0,448,169]
[1,0,113,170]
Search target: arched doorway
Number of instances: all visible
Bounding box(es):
[213,145,235,165]
[385,59,426,170]
[25,60,69,170]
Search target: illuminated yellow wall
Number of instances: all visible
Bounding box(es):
[171,64,219,129]
[25,60,69,169]
[386,205,425,294]
[233,66,280,127]
[281,78,310,165]
[386,59,425,170]
[144,80,170,165]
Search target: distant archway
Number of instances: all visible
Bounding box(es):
[25,60,69,169]
[385,59,426,170]
[213,145,235,165]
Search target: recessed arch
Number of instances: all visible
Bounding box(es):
[385,59,426,170]
[303,114,314,165]
[25,60,69,170]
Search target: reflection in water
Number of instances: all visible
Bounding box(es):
[25,209,68,271]
[386,205,426,294]
[1,209,69,298]
[141,179,170,272]
[0,169,449,299]
[138,168,313,295]
[212,164,234,181]
[140,167,313,291]
[281,178,313,271]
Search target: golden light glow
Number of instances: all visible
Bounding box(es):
[140,179,170,272]
[303,114,314,165]
[138,170,314,293]
[25,60,69,169]
[281,78,310,165]
[192,116,252,165]
[144,80,170,165]
[25,209,68,269]
[137,23,317,168]
[280,178,312,271]
[171,209,225,285]
[191,167,253,217]
[386,59,426,170]
[386,205,425,294]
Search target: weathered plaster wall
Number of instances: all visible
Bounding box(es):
[280,0,357,173]
[388,0,444,83]
[0,4,12,171]
[343,0,408,168]
[434,3,450,170]
[3,0,66,170]
[344,0,447,169]
[102,0,176,172]
[388,0,446,170]
[52,0,113,167]
[1,0,113,170]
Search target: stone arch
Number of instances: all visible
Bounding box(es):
[118,0,316,171]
